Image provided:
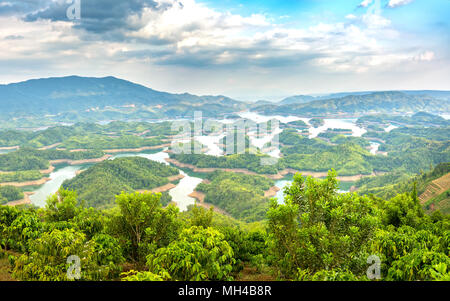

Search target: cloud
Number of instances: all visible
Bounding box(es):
[24,0,161,36]
[387,0,414,8]
[358,0,373,8]
[0,0,446,97]
[415,51,435,61]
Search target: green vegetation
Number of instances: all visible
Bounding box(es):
[267,170,449,280]
[170,153,281,174]
[355,163,450,201]
[0,170,44,183]
[62,157,179,208]
[0,186,24,204]
[0,121,176,150]
[196,171,274,222]
[0,148,105,172]
[284,120,308,129]
[309,118,324,128]
[60,135,163,150]
[1,170,448,282]
[357,112,450,128]
[317,132,370,147]
[256,92,449,116]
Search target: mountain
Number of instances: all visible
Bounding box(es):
[279,95,315,105]
[0,76,247,123]
[254,91,450,116]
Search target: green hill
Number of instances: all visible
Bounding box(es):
[62,157,179,208]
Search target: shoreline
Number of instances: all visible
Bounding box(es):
[137,173,185,194]
[165,158,380,182]
[0,177,51,187]
[49,154,112,165]
[5,191,34,206]
[103,144,171,153]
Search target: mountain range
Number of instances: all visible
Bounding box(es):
[0,76,449,127]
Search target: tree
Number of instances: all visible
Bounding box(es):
[109,191,181,264]
[146,226,236,281]
[189,205,214,228]
[44,188,79,222]
[12,229,105,281]
[267,170,381,279]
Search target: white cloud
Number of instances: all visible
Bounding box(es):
[362,13,391,28]
[0,0,446,96]
[415,51,435,61]
[359,0,373,7]
[388,0,414,8]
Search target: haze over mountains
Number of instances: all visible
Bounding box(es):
[0,76,449,127]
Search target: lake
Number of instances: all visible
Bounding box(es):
[24,113,385,210]
[29,149,203,211]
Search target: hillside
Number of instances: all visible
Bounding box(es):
[419,173,450,214]
[0,76,246,126]
[355,162,450,213]
[254,91,450,116]
[62,157,180,208]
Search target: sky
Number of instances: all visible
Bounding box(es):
[0,0,449,101]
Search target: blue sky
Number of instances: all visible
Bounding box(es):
[0,0,448,101]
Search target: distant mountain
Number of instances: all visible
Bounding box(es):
[254,91,450,116]
[0,76,246,122]
[279,95,315,105]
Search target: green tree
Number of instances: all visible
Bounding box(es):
[189,205,214,228]
[44,188,79,222]
[146,226,236,281]
[267,170,381,279]
[12,229,105,281]
[109,191,181,264]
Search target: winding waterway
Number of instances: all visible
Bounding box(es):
[29,149,203,211]
[22,113,393,209]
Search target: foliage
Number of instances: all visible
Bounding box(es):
[0,185,24,204]
[12,229,113,281]
[62,157,179,208]
[146,226,236,281]
[109,192,181,263]
[196,171,274,222]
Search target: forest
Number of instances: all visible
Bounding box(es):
[195,171,274,222]
[62,157,179,208]
[0,170,448,281]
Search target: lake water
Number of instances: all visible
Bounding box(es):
[29,150,203,211]
[274,177,354,204]
[29,165,84,207]
[309,118,366,138]
[24,112,382,209]
[369,142,380,155]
